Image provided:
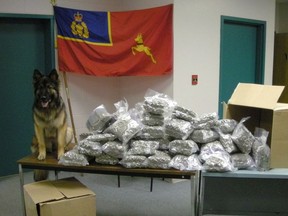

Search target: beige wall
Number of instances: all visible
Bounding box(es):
[0,0,276,137]
[174,0,275,115]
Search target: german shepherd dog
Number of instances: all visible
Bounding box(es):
[31,69,72,181]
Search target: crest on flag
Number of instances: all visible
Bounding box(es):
[71,12,89,39]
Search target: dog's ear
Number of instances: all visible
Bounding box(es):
[33,69,43,86]
[49,69,60,87]
[49,69,59,81]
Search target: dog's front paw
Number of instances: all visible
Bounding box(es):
[57,151,64,160]
[37,153,46,160]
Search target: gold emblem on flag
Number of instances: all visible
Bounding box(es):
[71,12,89,39]
[131,34,156,64]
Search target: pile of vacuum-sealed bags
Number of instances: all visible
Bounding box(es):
[59,89,270,172]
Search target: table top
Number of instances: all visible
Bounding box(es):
[18,154,197,179]
[202,168,288,179]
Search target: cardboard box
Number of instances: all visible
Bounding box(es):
[24,177,96,216]
[224,83,288,168]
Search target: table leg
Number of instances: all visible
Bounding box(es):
[198,172,205,216]
[118,175,120,187]
[191,171,200,216]
[55,170,59,180]
[18,164,26,216]
[150,177,153,192]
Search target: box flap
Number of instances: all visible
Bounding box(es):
[24,181,64,204]
[52,177,95,199]
[40,195,96,216]
[274,103,288,111]
[228,83,285,110]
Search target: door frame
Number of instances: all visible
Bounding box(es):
[218,16,266,116]
[0,13,55,72]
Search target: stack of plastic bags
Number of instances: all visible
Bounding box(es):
[59,89,271,172]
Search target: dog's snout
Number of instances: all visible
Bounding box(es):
[40,95,48,102]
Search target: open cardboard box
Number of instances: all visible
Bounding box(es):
[24,177,96,216]
[224,83,288,168]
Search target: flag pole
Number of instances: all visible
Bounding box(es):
[62,71,78,144]
[51,0,77,144]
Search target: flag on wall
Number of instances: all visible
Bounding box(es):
[54,5,173,76]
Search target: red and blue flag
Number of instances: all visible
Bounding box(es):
[54,5,173,76]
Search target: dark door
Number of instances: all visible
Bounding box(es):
[0,15,54,176]
[219,16,265,117]
[273,33,288,102]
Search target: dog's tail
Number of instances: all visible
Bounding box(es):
[34,170,49,181]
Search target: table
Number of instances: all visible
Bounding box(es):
[198,168,288,216]
[18,154,200,216]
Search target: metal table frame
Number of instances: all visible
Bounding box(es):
[199,169,288,216]
[18,154,200,216]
